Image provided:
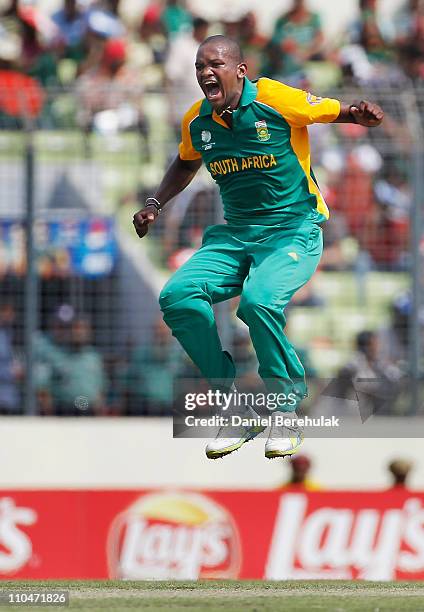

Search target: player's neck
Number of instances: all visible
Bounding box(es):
[216,87,243,128]
[221,112,233,128]
[227,86,243,112]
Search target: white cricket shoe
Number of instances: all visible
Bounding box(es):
[205,404,265,460]
[264,411,304,459]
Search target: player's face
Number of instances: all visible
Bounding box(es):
[195,44,246,112]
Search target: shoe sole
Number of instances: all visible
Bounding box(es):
[265,437,304,460]
[206,427,266,460]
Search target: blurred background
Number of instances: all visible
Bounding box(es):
[0,0,424,581]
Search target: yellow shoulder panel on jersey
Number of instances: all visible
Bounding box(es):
[256,78,340,128]
[178,99,203,161]
[256,78,331,219]
[290,127,329,219]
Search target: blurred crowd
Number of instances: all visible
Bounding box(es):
[0,0,423,123]
[0,0,420,273]
[1,0,424,87]
[0,290,419,416]
[102,0,418,275]
[0,287,418,418]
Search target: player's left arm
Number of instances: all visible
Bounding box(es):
[334,100,384,127]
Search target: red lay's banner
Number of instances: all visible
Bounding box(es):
[0,490,423,581]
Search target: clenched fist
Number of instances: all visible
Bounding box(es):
[133,205,158,238]
[350,100,384,127]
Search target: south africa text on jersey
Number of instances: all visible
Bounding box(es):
[209,154,278,176]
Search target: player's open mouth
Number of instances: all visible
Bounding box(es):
[203,80,222,101]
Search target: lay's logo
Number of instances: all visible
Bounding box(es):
[107,492,242,580]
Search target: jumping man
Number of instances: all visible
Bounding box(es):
[133,36,384,460]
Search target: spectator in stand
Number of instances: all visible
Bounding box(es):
[335,330,402,417]
[164,17,209,135]
[35,304,73,400]
[36,308,107,416]
[75,37,147,141]
[221,11,241,41]
[312,326,407,420]
[378,293,415,369]
[138,2,167,66]
[103,350,127,415]
[18,6,59,87]
[124,316,181,415]
[387,458,414,489]
[238,11,268,80]
[161,0,192,39]
[101,0,121,18]
[77,5,125,76]
[51,0,87,64]
[266,0,324,86]
[362,168,410,270]
[399,40,424,82]
[342,0,402,86]
[0,302,21,415]
[358,11,396,73]
[393,0,421,46]
[332,134,381,240]
[396,0,424,82]
[279,454,321,490]
[347,0,392,46]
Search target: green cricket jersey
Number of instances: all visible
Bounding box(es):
[179,77,340,225]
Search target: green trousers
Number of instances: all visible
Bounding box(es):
[159,218,323,412]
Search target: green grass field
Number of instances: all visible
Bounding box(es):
[0,581,424,612]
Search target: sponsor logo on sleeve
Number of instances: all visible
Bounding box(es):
[307,93,323,106]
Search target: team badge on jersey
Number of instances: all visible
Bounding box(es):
[255,120,271,142]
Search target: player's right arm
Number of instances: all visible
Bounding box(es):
[132,155,201,238]
[133,101,203,239]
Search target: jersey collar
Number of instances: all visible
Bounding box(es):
[199,77,258,117]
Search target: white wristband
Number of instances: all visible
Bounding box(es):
[145,197,162,213]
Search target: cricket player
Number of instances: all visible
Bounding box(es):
[133,36,384,459]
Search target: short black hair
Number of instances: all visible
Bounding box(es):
[356,330,376,353]
[193,17,209,30]
[198,35,244,64]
